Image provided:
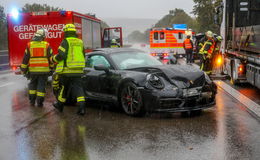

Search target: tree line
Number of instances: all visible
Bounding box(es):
[0,1,222,49]
[127,0,223,43]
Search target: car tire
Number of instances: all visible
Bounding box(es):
[120,82,145,116]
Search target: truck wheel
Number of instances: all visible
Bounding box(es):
[231,61,238,85]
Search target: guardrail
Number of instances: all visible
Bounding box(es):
[0,50,9,71]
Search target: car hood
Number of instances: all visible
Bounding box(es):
[131,65,205,88]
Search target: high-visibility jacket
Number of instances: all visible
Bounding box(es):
[199,39,215,55]
[55,37,85,74]
[110,43,120,48]
[183,38,193,49]
[21,41,53,74]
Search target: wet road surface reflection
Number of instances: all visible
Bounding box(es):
[0,75,259,160]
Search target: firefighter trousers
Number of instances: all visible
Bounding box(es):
[28,75,48,105]
[199,54,213,75]
[185,49,193,63]
[57,75,86,106]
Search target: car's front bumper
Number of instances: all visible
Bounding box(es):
[140,88,216,113]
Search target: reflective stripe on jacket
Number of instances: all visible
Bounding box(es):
[55,37,85,74]
[28,41,50,73]
[199,39,215,55]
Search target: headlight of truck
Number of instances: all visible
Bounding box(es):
[146,74,164,89]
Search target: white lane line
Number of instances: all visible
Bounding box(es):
[215,80,260,118]
[0,55,8,57]
[0,63,9,66]
[0,50,8,53]
[0,82,14,88]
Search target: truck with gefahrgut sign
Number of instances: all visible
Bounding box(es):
[7,10,123,71]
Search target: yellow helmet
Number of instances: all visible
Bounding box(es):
[111,39,117,43]
[216,35,223,41]
[206,30,213,38]
[63,23,76,32]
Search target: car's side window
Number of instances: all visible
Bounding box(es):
[86,55,111,68]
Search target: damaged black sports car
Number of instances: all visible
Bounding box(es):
[83,48,217,116]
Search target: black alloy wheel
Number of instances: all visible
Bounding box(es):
[120,82,144,116]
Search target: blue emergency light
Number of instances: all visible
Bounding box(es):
[11,7,19,20]
[173,24,187,30]
[60,10,66,16]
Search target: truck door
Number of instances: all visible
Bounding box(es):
[102,27,123,48]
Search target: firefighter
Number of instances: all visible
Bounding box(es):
[110,39,120,48]
[199,31,215,75]
[213,35,223,54]
[183,35,194,63]
[21,29,54,107]
[52,24,86,116]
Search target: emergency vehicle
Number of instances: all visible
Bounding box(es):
[7,10,123,70]
[150,24,195,59]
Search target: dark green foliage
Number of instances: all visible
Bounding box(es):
[0,5,7,50]
[155,8,198,30]
[128,8,198,43]
[192,0,222,33]
[22,3,63,12]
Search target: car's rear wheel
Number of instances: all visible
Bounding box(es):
[120,82,144,116]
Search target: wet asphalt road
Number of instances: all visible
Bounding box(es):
[0,73,260,160]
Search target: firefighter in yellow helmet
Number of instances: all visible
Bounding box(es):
[110,39,120,48]
[199,30,215,75]
[52,24,86,115]
[21,29,54,107]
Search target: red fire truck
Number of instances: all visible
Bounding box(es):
[7,10,123,70]
[150,27,194,59]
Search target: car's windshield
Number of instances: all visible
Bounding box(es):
[110,51,163,70]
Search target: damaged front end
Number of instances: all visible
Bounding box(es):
[139,65,217,112]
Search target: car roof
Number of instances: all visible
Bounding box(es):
[91,48,145,55]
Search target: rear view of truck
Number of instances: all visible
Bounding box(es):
[219,0,260,89]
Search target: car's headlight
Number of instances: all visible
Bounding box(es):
[146,74,164,89]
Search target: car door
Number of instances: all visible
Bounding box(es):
[84,54,120,101]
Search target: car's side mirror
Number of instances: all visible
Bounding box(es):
[94,65,110,74]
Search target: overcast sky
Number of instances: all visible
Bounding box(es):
[1,0,195,19]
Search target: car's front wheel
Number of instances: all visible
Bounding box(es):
[120,82,145,116]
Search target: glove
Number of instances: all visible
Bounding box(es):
[206,54,212,59]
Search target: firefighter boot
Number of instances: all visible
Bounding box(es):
[77,102,86,116]
[29,95,36,106]
[37,97,44,107]
[53,101,64,113]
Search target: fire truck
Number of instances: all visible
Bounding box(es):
[216,0,260,89]
[149,24,195,59]
[7,10,123,71]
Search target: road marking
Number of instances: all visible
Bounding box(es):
[0,50,8,53]
[0,55,8,57]
[0,63,9,66]
[215,80,260,118]
[0,82,14,88]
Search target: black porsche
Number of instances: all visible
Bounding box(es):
[83,48,217,116]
